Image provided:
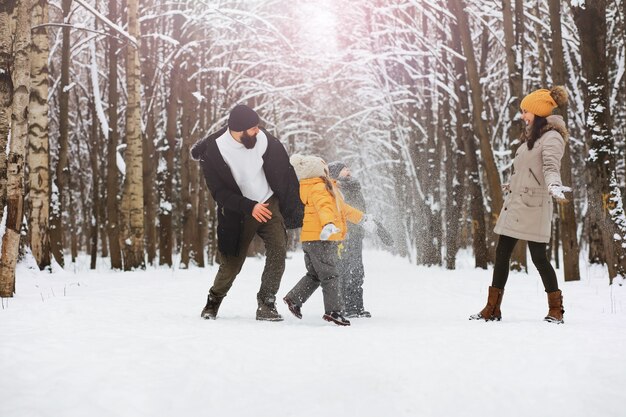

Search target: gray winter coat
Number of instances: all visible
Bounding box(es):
[493,115,568,243]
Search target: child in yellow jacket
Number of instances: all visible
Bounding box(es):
[283,154,376,326]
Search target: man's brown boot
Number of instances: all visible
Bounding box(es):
[256,296,283,321]
[200,294,223,320]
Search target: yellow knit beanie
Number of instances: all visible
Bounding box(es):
[520,89,557,117]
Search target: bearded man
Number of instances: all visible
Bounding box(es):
[191,104,303,321]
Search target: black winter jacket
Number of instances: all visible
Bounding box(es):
[191,126,303,256]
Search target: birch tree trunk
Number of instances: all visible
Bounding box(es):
[550,0,580,282]
[49,0,72,268]
[0,0,30,296]
[572,0,626,283]
[27,0,50,270]
[119,0,145,270]
[0,1,15,226]
[623,0,626,215]
[106,0,122,269]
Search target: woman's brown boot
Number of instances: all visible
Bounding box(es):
[469,286,504,321]
[545,290,564,324]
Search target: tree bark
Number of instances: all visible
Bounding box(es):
[140,7,157,266]
[0,0,30,297]
[89,96,99,270]
[195,45,208,268]
[0,1,15,227]
[27,0,50,270]
[196,176,207,267]
[572,1,626,283]
[158,11,182,267]
[119,0,145,270]
[50,0,72,268]
[106,0,122,269]
[550,0,580,282]
[69,137,78,263]
[99,167,108,258]
[450,0,503,261]
[441,46,465,269]
[502,0,527,272]
[502,0,524,130]
[202,65,216,266]
[180,59,200,268]
[450,7,488,269]
[423,16,442,267]
[390,132,412,260]
[158,72,175,267]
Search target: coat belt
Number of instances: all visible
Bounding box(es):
[518,186,548,196]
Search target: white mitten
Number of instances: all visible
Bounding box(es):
[501,183,511,192]
[320,223,340,241]
[548,184,572,202]
[360,215,377,234]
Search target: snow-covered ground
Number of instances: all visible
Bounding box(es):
[1,250,625,417]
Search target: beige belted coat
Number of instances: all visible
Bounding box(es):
[493,115,568,243]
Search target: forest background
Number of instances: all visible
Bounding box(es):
[0,0,625,296]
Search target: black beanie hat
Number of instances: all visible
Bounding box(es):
[328,161,346,179]
[228,104,260,132]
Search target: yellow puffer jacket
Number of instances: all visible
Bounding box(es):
[299,178,363,242]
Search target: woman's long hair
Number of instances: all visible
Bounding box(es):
[527,115,548,150]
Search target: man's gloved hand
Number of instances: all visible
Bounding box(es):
[548,184,572,203]
[360,215,377,234]
[501,183,511,192]
[320,223,340,241]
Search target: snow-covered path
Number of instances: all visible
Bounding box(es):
[1,251,625,417]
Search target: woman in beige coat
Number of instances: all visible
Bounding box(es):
[470,86,571,324]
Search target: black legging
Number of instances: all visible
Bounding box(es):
[492,234,559,293]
